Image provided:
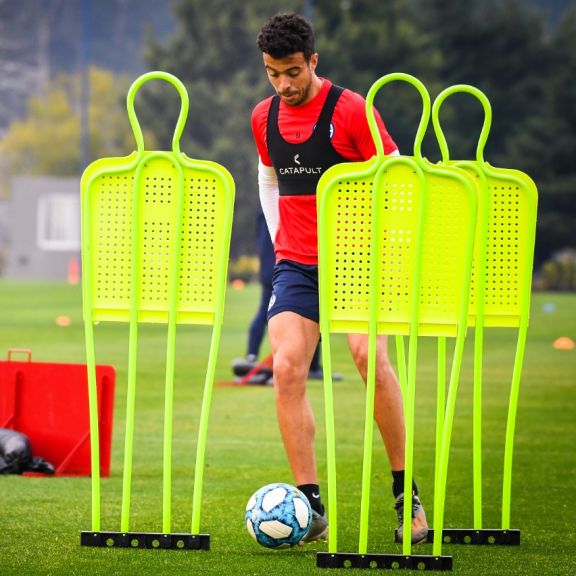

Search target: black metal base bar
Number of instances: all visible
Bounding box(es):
[317,552,453,571]
[415,528,520,546]
[80,531,210,550]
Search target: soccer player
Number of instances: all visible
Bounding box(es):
[251,13,428,544]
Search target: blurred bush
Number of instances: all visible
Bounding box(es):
[535,248,576,291]
[228,254,259,283]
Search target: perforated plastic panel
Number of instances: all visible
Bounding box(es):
[483,177,529,326]
[329,176,370,316]
[91,172,133,306]
[323,172,376,332]
[319,158,477,337]
[81,72,235,541]
[84,154,231,325]
[374,164,422,333]
[458,166,537,328]
[321,163,422,335]
[417,170,477,335]
[431,85,538,330]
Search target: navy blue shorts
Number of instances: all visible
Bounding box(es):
[267,260,319,323]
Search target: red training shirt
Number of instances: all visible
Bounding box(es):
[251,78,398,265]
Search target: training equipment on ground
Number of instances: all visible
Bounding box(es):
[424,84,537,548]
[245,483,312,549]
[231,353,273,384]
[80,71,234,550]
[231,356,259,377]
[317,73,479,570]
[0,349,114,477]
[315,74,536,571]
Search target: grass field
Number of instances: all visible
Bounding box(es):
[0,282,574,575]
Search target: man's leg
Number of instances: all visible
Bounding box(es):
[347,334,405,469]
[347,333,428,544]
[268,311,320,485]
[268,310,328,541]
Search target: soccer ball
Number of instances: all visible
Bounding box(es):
[245,483,312,548]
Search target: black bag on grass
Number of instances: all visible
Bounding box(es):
[0,429,55,475]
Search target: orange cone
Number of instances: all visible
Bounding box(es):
[55,315,71,327]
[553,337,575,350]
[67,257,80,285]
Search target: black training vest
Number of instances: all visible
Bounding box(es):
[266,85,349,196]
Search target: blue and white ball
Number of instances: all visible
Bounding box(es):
[245,483,312,548]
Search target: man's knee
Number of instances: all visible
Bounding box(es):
[273,354,308,394]
[351,346,394,382]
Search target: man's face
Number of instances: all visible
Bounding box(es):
[262,51,319,106]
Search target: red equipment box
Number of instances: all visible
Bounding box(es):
[0,349,115,477]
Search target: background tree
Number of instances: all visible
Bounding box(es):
[504,5,576,265]
[314,0,444,156]
[0,0,69,138]
[0,67,153,175]
[412,0,551,162]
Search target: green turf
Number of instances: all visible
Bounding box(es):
[0,282,574,575]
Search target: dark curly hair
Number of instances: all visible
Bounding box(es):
[256,13,315,61]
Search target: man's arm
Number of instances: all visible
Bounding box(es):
[258,158,279,242]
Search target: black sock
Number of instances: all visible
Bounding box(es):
[297,483,324,515]
[391,470,419,498]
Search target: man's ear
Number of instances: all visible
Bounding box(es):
[309,52,319,72]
